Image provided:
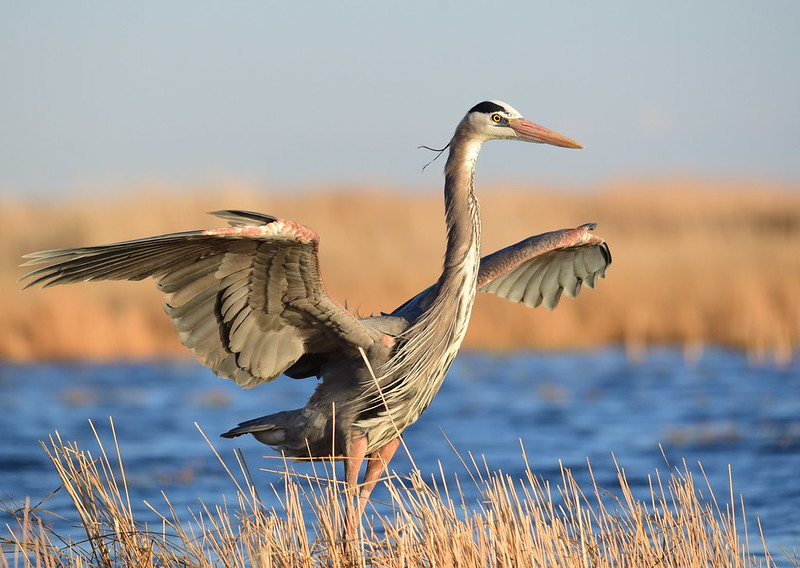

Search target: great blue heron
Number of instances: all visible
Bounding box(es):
[22,100,610,534]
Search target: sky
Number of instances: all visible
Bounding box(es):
[1,1,798,197]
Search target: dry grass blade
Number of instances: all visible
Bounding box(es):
[1,423,794,567]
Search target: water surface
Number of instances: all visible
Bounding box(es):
[1,348,798,560]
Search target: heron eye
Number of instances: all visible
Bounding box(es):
[491,113,503,124]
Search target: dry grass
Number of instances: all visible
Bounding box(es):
[2,178,799,362]
[1,423,793,567]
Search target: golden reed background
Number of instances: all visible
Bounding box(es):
[3,179,798,363]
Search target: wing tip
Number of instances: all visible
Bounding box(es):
[601,242,613,266]
[209,210,278,227]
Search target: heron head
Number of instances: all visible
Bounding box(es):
[464,100,582,149]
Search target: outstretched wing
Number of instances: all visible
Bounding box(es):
[393,223,610,319]
[21,210,374,388]
[478,223,611,310]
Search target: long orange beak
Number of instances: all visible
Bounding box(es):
[509,118,583,149]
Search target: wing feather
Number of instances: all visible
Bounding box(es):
[556,254,580,299]
[21,210,374,388]
[478,223,611,311]
[392,223,610,321]
[537,260,562,310]
[168,287,220,331]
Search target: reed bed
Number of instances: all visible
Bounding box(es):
[1,423,792,567]
[2,179,799,362]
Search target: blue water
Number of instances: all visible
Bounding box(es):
[1,348,798,561]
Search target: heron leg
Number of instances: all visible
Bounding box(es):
[342,435,401,543]
[356,437,401,519]
[343,433,368,542]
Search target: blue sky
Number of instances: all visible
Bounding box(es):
[2,1,798,196]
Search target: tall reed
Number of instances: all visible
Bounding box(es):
[3,180,799,362]
[1,421,792,567]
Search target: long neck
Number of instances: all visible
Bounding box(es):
[437,131,483,300]
[358,128,485,448]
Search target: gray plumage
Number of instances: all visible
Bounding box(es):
[21,100,610,521]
